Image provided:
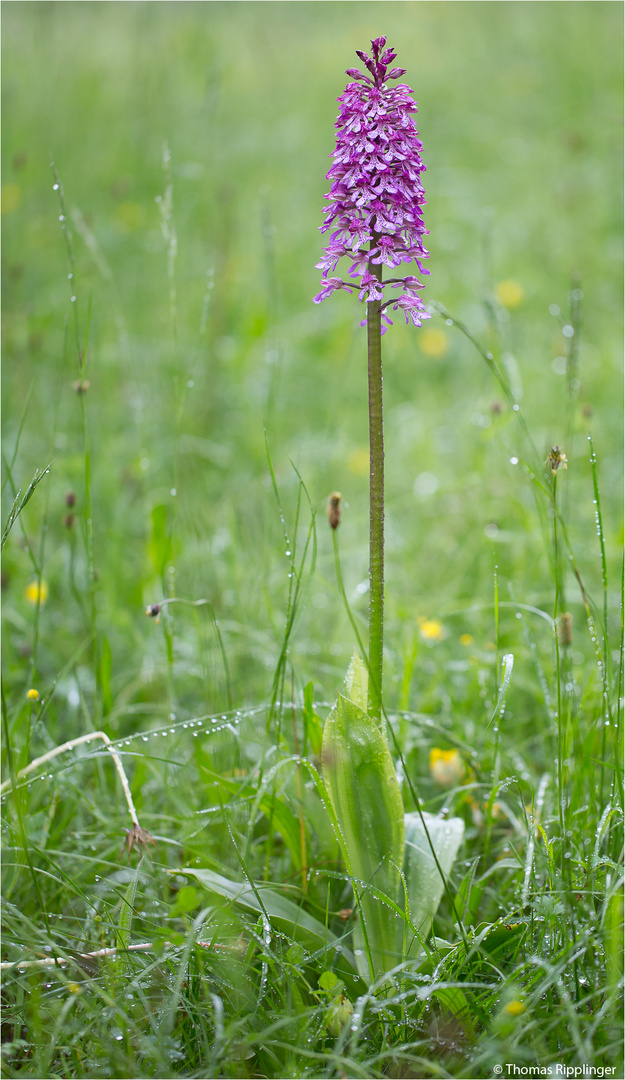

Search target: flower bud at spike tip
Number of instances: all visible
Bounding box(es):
[547,445,568,475]
[314,37,431,331]
[327,491,342,530]
[558,612,573,647]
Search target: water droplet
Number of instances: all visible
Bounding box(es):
[512,404,520,411]
[510,456,519,465]
[53,183,59,190]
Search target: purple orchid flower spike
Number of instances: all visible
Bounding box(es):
[314,36,430,332]
[314,38,432,720]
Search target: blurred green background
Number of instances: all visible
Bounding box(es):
[2,1,623,720]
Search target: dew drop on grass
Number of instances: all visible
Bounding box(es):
[142,736,148,742]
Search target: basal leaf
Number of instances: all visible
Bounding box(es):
[404,810,464,956]
[322,692,404,979]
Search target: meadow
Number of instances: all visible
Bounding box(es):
[1,3,623,1077]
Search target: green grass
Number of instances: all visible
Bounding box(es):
[1,3,623,1077]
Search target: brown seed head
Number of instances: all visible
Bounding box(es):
[65,491,76,507]
[123,824,157,856]
[73,379,90,394]
[327,491,342,530]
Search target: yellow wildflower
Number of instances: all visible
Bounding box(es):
[417,615,445,643]
[503,999,525,1017]
[113,201,146,234]
[429,748,466,787]
[459,633,474,646]
[1,183,21,215]
[418,327,449,358]
[25,580,48,606]
[495,279,524,309]
[348,447,370,476]
[26,688,39,701]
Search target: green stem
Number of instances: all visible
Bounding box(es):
[367,255,384,720]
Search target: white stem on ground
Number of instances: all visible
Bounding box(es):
[0,940,222,971]
[0,730,140,827]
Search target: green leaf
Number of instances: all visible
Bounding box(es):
[181,866,360,981]
[116,859,143,973]
[403,810,464,956]
[198,762,303,870]
[318,970,341,994]
[149,504,173,577]
[303,681,323,756]
[1,463,52,551]
[344,653,369,714]
[170,885,199,918]
[100,636,112,716]
[322,692,404,979]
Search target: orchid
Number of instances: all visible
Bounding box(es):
[314,37,431,718]
[314,35,430,332]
